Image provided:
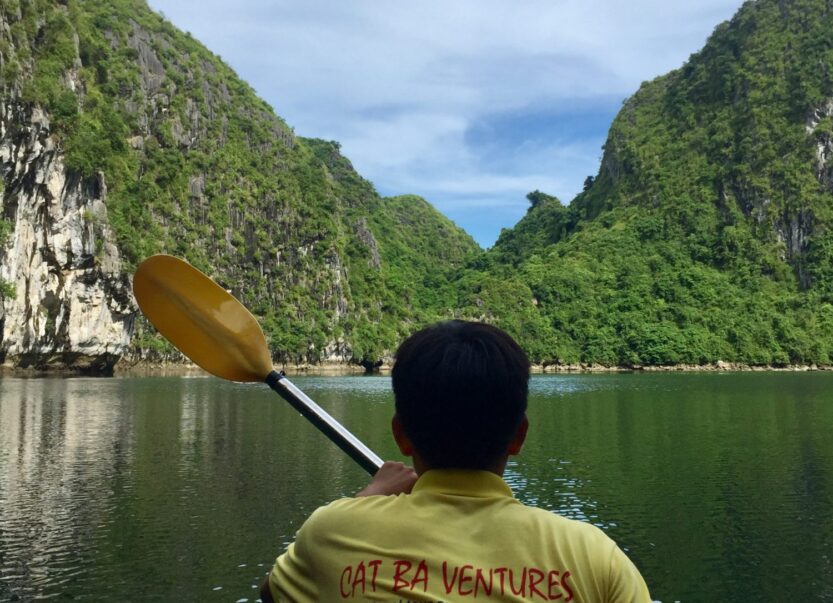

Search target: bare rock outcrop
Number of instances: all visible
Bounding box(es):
[0,100,135,372]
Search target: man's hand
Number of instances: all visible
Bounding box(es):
[356,461,418,497]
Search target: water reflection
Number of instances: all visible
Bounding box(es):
[0,378,136,598]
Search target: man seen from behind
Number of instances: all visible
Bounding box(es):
[262,320,651,602]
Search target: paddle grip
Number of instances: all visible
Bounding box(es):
[265,371,384,476]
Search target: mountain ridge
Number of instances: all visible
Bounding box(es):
[471,0,833,366]
[0,0,479,371]
[1,0,832,371]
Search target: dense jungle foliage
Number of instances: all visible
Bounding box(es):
[457,0,833,366]
[2,0,832,366]
[0,0,479,365]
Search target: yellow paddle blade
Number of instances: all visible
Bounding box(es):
[132,255,274,382]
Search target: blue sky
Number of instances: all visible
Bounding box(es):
[146,0,745,248]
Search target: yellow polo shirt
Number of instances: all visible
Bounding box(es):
[268,470,651,602]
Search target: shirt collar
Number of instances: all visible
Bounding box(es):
[411,469,515,499]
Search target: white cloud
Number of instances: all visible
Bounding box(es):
[339,112,470,170]
[147,0,745,246]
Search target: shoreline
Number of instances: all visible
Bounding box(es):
[106,359,833,376]
[2,359,831,377]
[113,360,369,377]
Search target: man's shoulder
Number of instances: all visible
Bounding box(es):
[320,493,403,512]
[314,493,609,531]
[304,491,615,560]
[514,502,618,549]
[304,494,403,530]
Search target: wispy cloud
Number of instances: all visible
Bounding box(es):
[147,0,744,246]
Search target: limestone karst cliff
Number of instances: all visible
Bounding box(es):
[2,0,833,371]
[459,0,833,366]
[0,0,478,371]
[0,94,134,370]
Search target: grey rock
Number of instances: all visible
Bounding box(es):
[354,217,381,270]
[0,101,135,372]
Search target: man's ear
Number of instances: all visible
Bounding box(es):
[392,415,414,456]
[507,415,529,456]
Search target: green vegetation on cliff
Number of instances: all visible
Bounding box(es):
[0,0,479,366]
[462,0,833,366]
[3,0,832,367]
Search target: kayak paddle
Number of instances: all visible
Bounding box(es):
[132,254,383,475]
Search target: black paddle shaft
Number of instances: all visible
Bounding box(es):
[265,371,384,475]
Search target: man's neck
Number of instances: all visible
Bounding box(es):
[414,455,509,477]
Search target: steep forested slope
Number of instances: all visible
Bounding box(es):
[0,0,478,369]
[461,0,833,366]
[2,0,832,370]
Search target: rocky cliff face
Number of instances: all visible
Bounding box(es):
[465,0,833,366]
[0,99,134,372]
[808,98,833,193]
[0,1,479,371]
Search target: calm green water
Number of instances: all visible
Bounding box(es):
[1,373,832,602]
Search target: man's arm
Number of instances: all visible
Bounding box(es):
[606,544,652,603]
[259,461,418,601]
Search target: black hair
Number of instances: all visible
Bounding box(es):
[391,320,530,470]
